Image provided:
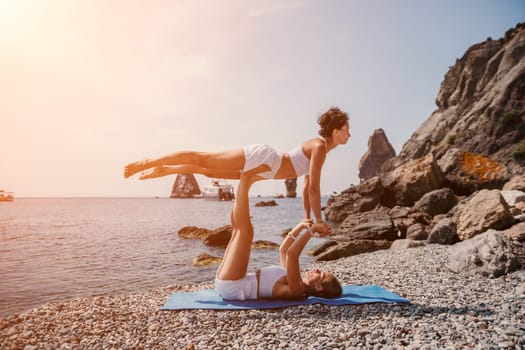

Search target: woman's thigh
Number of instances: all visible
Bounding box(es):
[201,149,245,170]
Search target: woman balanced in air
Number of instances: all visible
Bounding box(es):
[215,173,342,300]
[124,107,350,233]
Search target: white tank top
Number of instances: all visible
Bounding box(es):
[258,266,286,298]
[288,145,310,177]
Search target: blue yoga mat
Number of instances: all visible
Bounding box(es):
[160,285,408,310]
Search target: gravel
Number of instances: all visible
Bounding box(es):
[1,244,524,349]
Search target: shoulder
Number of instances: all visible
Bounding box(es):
[303,138,327,153]
[272,277,304,299]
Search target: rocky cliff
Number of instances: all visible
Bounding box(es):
[399,22,525,175]
[320,23,525,270]
[170,174,201,198]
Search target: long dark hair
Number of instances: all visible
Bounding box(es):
[303,274,343,298]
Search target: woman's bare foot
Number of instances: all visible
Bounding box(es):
[124,159,151,178]
[139,166,167,180]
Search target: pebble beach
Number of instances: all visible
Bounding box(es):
[1,244,524,349]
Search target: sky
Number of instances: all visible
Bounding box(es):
[1,0,524,197]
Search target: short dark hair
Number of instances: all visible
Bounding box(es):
[317,107,349,138]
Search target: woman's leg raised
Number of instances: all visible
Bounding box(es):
[124,148,245,178]
[216,175,257,280]
[139,165,242,180]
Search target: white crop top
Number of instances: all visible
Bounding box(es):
[258,266,286,298]
[288,145,310,177]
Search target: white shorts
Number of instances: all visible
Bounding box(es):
[243,144,282,179]
[215,274,258,300]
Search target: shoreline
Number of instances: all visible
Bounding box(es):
[1,245,524,349]
[0,196,312,319]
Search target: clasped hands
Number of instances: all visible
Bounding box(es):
[301,219,333,237]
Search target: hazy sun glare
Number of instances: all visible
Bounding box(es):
[1,1,523,196]
[0,1,233,196]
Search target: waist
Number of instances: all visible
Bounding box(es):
[274,155,298,179]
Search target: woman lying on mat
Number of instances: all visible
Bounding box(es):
[214,174,342,300]
[124,107,351,235]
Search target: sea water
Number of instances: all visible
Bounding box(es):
[0,197,328,317]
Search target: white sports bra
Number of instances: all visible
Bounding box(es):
[258,266,286,298]
[288,145,310,177]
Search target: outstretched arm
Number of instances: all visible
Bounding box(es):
[302,176,311,220]
[279,221,309,268]
[276,223,328,297]
[308,143,332,234]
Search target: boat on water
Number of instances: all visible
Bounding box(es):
[202,179,235,201]
[0,190,14,202]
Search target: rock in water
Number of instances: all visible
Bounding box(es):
[359,128,396,181]
[203,226,233,247]
[285,178,297,198]
[193,253,222,266]
[252,240,279,249]
[178,226,213,239]
[255,200,278,207]
[170,174,201,198]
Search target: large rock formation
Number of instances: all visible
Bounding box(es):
[334,207,397,241]
[380,153,445,207]
[413,187,458,217]
[359,128,396,181]
[437,148,510,194]
[448,230,522,278]
[315,239,392,261]
[319,23,525,266]
[399,23,525,175]
[451,189,514,240]
[503,175,525,191]
[285,178,297,198]
[170,175,201,198]
[325,176,384,222]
